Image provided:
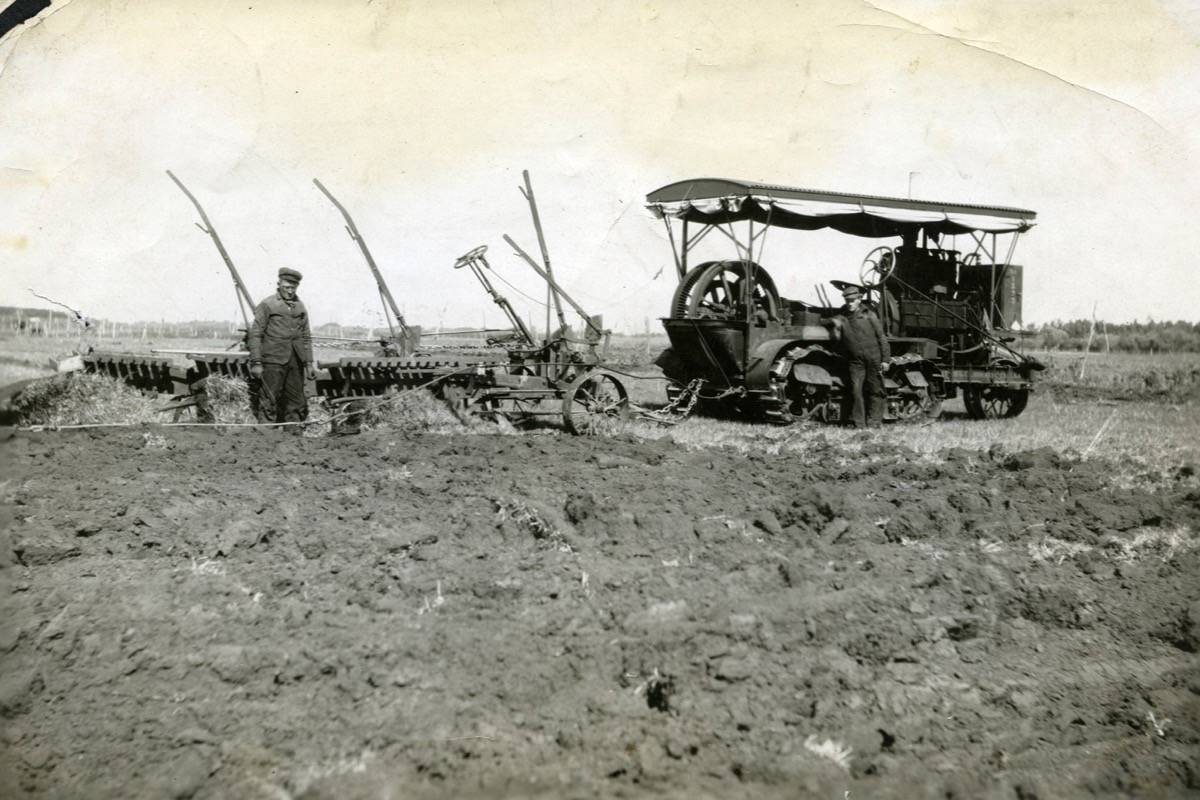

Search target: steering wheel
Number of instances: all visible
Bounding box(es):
[454,244,489,270]
[859,246,896,288]
[960,252,981,267]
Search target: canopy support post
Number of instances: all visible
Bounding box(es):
[685,223,715,252]
[681,219,689,275]
[989,232,997,329]
[663,218,684,279]
[714,223,752,261]
[746,218,755,326]
[969,231,997,264]
[752,203,774,265]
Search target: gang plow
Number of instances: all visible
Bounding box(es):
[75,341,631,434]
[56,169,633,435]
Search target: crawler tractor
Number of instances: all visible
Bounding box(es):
[647,178,1043,424]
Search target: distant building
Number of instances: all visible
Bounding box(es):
[314,322,343,338]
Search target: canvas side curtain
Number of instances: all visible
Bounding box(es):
[648,195,1034,238]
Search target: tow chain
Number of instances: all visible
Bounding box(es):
[634,378,706,426]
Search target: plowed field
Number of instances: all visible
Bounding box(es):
[2,424,1199,798]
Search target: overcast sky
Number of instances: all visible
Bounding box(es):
[2,0,1198,332]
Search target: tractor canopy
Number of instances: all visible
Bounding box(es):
[645,178,1036,239]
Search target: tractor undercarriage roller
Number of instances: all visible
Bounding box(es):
[760,347,943,425]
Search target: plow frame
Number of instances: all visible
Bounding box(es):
[55,171,634,434]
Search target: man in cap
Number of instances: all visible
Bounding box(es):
[248,268,316,428]
[827,281,890,428]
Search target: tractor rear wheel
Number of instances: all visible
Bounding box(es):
[963,386,1029,419]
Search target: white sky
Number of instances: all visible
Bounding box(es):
[1,0,1198,332]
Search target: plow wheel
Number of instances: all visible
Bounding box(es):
[562,370,629,435]
[963,386,1029,419]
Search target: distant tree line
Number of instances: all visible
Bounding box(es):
[5,304,1198,352]
[0,306,243,341]
[1025,319,1200,353]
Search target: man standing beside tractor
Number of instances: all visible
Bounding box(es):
[249,268,316,428]
[828,281,890,428]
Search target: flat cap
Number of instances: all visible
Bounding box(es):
[278,267,303,283]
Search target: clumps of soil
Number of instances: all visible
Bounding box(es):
[5,426,1200,797]
[9,373,163,427]
[494,497,574,553]
[350,388,498,434]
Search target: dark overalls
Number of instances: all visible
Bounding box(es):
[248,293,313,424]
[837,306,890,427]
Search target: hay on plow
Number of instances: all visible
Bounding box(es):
[9,373,512,435]
[198,381,488,435]
[11,373,164,427]
[350,387,500,434]
[195,375,257,425]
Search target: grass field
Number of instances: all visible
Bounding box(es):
[1035,350,1200,401]
[2,333,1197,468]
[623,394,1200,470]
